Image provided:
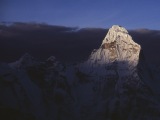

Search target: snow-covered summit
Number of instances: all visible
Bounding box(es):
[46,56,56,62]
[79,25,141,77]
[102,25,132,44]
[9,53,36,69]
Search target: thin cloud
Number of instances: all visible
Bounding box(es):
[78,10,122,28]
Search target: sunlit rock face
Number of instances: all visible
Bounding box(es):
[101,25,140,63]
[77,25,142,97]
[79,25,141,77]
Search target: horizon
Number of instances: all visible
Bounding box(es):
[1,0,160,30]
[0,21,159,31]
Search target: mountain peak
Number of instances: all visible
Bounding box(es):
[9,53,36,69]
[101,25,135,46]
[110,25,128,33]
[79,25,141,76]
[20,53,34,61]
[46,56,56,62]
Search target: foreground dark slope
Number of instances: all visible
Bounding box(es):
[0,22,160,64]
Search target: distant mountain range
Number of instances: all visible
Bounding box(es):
[0,22,160,65]
[0,25,160,120]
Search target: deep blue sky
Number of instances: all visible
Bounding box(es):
[1,0,160,29]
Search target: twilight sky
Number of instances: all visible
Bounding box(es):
[0,0,160,29]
